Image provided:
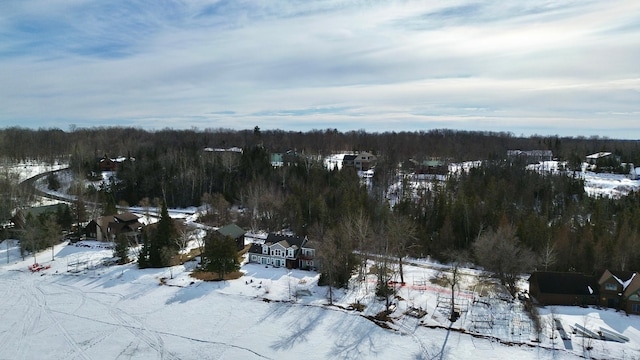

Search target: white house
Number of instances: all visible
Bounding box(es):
[247,233,315,270]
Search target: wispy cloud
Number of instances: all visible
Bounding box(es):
[1,0,639,138]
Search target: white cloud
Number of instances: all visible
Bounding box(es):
[1,0,639,138]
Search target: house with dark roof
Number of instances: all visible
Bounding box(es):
[528,272,599,306]
[598,270,640,314]
[529,269,640,314]
[216,223,246,250]
[85,212,142,242]
[598,270,634,308]
[247,233,315,270]
[342,152,376,172]
[623,274,640,314]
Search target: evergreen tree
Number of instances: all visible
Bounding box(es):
[202,232,240,280]
[56,205,73,231]
[47,172,61,191]
[138,229,150,268]
[114,234,129,265]
[143,202,178,268]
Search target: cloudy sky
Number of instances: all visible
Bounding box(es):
[1,0,639,138]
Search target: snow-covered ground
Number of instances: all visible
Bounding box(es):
[1,239,639,359]
[526,161,640,198]
[392,161,640,206]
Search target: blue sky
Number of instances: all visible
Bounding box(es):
[1,0,639,138]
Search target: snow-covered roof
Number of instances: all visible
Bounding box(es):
[586,152,612,159]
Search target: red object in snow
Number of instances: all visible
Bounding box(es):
[28,263,49,272]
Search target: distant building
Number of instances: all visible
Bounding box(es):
[585,152,613,165]
[97,154,133,172]
[342,152,377,172]
[507,150,553,163]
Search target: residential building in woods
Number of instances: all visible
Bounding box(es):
[529,269,640,314]
[214,223,246,250]
[247,233,315,270]
[85,212,142,243]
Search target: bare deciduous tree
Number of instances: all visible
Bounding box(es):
[473,222,536,297]
[387,213,417,284]
[539,239,557,271]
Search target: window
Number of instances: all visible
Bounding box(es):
[632,304,640,313]
[251,255,257,261]
[605,283,618,291]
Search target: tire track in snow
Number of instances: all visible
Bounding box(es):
[32,282,92,360]
[50,282,121,355]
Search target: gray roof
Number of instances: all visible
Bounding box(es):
[217,223,246,239]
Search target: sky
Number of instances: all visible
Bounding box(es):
[1,0,639,139]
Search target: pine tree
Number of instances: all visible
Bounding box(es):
[144,202,177,268]
[114,234,129,265]
[202,232,239,280]
[138,229,150,268]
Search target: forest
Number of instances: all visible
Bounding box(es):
[2,126,640,289]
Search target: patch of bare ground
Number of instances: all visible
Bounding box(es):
[190,270,244,281]
[363,310,395,330]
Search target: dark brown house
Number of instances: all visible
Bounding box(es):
[598,270,634,308]
[528,272,599,306]
[85,212,141,242]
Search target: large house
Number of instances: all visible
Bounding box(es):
[247,233,315,270]
[85,212,142,242]
[529,269,640,314]
[343,152,377,172]
[97,154,133,172]
[528,272,599,307]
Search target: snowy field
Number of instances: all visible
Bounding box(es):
[2,240,640,359]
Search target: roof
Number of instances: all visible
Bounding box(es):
[586,152,612,159]
[217,223,246,239]
[598,269,635,288]
[114,212,140,223]
[266,233,306,248]
[529,272,599,296]
[507,150,553,157]
[624,274,640,298]
[11,203,68,227]
[248,243,262,254]
[24,203,67,217]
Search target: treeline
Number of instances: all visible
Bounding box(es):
[2,126,640,279]
[2,126,640,165]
